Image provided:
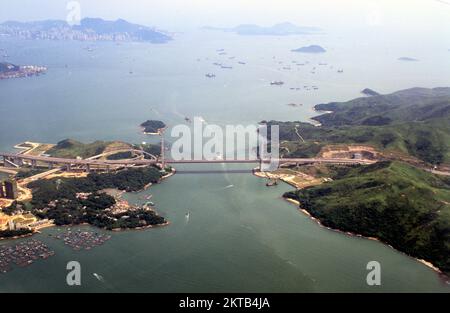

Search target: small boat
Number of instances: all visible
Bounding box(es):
[205,73,216,78]
[270,81,284,86]
[93,273,104,282]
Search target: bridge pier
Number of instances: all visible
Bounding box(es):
[13,157,24,167]
[85,164,91,172]
[4,157,19,168]
[31,159,37,169]
[161,135,166,169]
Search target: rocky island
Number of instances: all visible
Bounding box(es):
[141,120,166,135]
[292,45,326,53]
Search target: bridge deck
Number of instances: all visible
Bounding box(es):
[0,152,375,167]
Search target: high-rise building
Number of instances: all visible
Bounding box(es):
[2,179,18,200]
[0,182,5,198]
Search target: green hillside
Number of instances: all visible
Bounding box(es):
[267,87,450,165]
[46,139,131,159]
[272,117,450,164]
[314,87,450,126]
[284,161,450,275]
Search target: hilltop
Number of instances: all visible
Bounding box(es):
[46,139,132,159]
[284,161,450,275]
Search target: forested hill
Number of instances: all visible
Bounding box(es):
[313,87,450,127]
[266,87,450,165]
[284,161,450,275]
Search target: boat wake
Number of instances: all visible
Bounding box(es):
[93,273,105,283]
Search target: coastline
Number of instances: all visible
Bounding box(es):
[253,169,447,278]
[111,220,171,232]
[281,194,446,277]
[141,126,167,136]
[1,167,176,241]
[308,108,334,127]
[0,232,34,241]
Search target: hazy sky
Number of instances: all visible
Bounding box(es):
[2,0,450,34]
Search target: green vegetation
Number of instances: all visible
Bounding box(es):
[267,87,450,165]
[46,139,132,159]
[106,151,133,160]
[1,201,30,215]
[29,167,163,206]
[46,138,161,161]
[141,120,166,134]
[21,167,166,229]
[284,161,450,275]
[314,87,450,127]
[15,168,47,179]
[0,229,33,239]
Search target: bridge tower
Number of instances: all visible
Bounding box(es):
[160,134,165,169]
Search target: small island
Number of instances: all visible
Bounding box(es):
[292,45,326,53]
[141,120,166,135]
[398,57,419,62]
[0,62,47,80]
